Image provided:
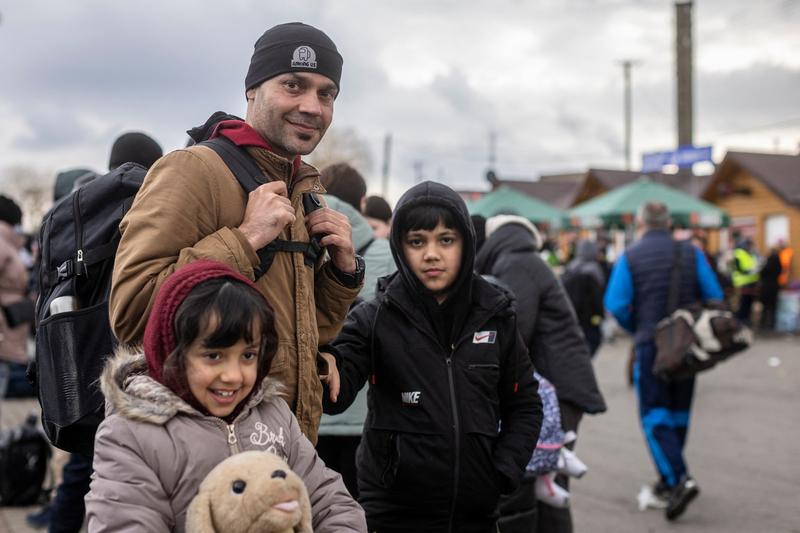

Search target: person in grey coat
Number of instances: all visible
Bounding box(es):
[85,261,365,532]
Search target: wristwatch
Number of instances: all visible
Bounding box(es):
[331,254,365,288]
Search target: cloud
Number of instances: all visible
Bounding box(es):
[0,0,798,196]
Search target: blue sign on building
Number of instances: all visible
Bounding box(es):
[642,145,712,172]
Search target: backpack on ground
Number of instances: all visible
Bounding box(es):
[0,413,52,506]
[33,135,320,455]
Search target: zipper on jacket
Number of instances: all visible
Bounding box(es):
[444,324,504,531]
[72,189,85,276]
[215,420,240,455]
[446,350,460,533]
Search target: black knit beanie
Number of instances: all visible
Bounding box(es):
[245,22,343,92]
[108,132,163,171]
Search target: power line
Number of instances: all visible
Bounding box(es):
[710,117,800,138]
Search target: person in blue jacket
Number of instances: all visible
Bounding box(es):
[604,201,723,522]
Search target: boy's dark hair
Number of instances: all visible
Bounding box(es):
[319,163,367,211]
[364,195,392,222]
[396,204,458,235]
[0,195,22,226]
[161,278,278,400]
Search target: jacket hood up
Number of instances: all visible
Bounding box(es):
[567,239,605,287]
[485,215,542,250]
[389,181,476,300]
[475,216,542,275]
[101,347,283,426]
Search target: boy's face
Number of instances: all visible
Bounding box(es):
[402,221,463,303]
[185,317,260,418]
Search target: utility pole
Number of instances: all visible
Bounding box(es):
[675,0,695,190]
[676,0,694,149]
[381,133,392,197]
[619,60,638,171]
[488,129,497,172]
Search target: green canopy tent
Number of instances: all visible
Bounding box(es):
[568,178,730,229]
[465,186,568,228]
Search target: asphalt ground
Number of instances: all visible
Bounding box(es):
[571,333,800,533]
[1,333,798,532]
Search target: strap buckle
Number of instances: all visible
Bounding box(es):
[56,260,74,281]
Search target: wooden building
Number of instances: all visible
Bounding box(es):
[702,151,800,281]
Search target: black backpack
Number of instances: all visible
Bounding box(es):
[0,414,52,506]
[33,136,322,455]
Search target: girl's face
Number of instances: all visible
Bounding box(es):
[184,317,260,418]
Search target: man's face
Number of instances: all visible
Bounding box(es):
[402,221,463,303]
[246,72,337,159]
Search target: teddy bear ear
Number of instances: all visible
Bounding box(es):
[185,491,217,533]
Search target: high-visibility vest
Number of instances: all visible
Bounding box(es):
[779,247,793,286]
[732,248,759,287]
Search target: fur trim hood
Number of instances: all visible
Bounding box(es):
[485,215,543,251]
[101,346,283,425]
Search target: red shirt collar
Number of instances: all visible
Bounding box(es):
[209,120,301,176]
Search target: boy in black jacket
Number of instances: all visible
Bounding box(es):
[323,181,542,533]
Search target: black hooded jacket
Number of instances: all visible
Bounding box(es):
[475,220,606,415]
[324,182,542,533]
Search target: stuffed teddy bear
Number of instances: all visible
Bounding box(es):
[186,451,313,533]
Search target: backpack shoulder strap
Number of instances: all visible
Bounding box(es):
[200,136,265,193]
[667,240,683,314]
[200,137,321,278]
[356,238,374,257]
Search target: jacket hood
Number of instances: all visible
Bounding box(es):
[574,239,598,261]
[475,217,541,275]
[389,181,476,300]
[186,111,244,144]
[101,347,283,425]
[484,215,542,250]
[324,194,373,252]
[566,240,606,287]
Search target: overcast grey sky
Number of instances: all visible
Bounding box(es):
[1,0,798,200]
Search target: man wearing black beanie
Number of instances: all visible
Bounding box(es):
[108,131,163,171]
[109,22,363,448]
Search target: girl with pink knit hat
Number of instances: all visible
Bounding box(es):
[85,260,365,532]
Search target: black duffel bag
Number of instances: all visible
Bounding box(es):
[653,244,752,381]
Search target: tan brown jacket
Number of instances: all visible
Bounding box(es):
[109,144,360,442]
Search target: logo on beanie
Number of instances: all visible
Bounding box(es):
[291,46,317,69]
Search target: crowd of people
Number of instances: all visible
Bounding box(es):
[0,19,791,533]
